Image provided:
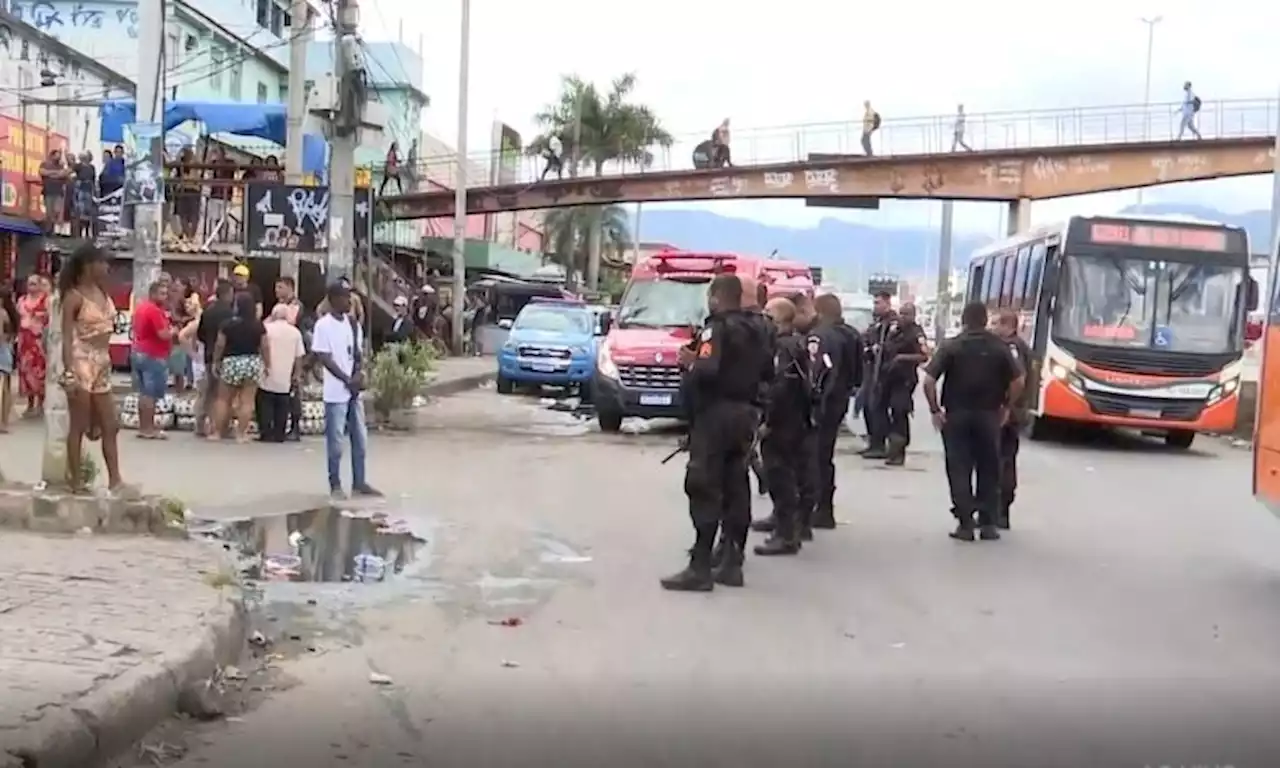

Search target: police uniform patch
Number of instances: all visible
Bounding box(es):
[1008,342,1020,360]
[806,336,821,358]
[700,327,713,341]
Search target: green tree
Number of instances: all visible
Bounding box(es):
[527,74,672,291]
[542,205,633,286]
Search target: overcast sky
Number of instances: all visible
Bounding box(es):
[360,0,1277,236]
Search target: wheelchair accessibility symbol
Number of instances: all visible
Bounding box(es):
[1154,325,1173,348]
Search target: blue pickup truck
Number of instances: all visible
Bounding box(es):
[496,298,605,396]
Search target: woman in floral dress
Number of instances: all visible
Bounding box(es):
[17,274,50,418]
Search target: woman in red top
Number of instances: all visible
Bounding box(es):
[17,274,50,418]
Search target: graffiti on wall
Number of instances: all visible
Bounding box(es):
[7,2,139,38]
[244,182,331,252]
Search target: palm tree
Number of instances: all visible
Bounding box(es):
[527,74,672,291]
[542,205,632,285]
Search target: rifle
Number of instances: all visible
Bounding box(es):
[660,435,690,465]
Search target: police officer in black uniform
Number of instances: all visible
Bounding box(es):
[879,302,929,467]
[663,275,773,592]
[753,297,813,556]
[754,292,822,540]
[922,301,1024,542]
[859,291,896,457]
[748,281,774,497]
[809,293,862,529]
[992,308,1032,530]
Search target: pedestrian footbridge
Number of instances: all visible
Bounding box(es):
[383,99,1277,223]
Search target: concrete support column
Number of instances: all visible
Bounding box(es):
[1007,198,1031,237]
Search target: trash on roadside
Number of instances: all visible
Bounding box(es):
[262,553,303,580]
[353,553,387,582]
[500,659,520,668]
[248,630,268,647]
[368,671,394,685]
[488,617,523,627]
[221,665,247,681]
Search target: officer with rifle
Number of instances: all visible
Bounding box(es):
[661,274,772,592]
[859,290,897,458]
[753,297,815,556]
[878,302,929,467]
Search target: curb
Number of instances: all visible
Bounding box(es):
[3,591,247,768]
[423,371,495,399]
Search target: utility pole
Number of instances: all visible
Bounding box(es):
[1137,15,1162,207]
[450,0,471,353]
[328,0,362,280]
[131,0,166,312]
[283,0,311,283]
[933,200,955,343]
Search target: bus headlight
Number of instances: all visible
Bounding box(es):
[1207,377,1240,404]
[597,344,620,379]
[1048,362,1085,396]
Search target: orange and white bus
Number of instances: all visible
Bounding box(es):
[967,214,1257,450]
[1253,229,1280,512]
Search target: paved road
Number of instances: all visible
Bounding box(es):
[114,388,1280,767]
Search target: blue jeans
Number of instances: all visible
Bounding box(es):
[324,399,368,492]
[132,353,168,399]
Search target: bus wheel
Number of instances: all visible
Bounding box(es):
[1165,430,1196,449]
[1026,416,1055,441]
[496,376,514,395]
[597,409,623,433]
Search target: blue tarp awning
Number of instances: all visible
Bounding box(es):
[99,100,328,176]
[0,215,43,236]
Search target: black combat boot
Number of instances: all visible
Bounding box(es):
[798,524,814,541]
[712,539,745,587]
[811,507,837,530]
[861,448,888,459]
[948,521,976,542]
[710,537,726,568]
[884,435,907,466]
[979,525,1002,541]
[754,525,800,556]
[660,548,714,592]
[750,515,777,533]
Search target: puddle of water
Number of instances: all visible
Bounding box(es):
[192,506,429,584]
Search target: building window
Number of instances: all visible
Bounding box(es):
[256,82,268,103]
[270,4,283,36]
[209,48,224,91]
[256,0,269,28]
[167,32,180,71]
[229,63,243,101]
[278,83,287,103]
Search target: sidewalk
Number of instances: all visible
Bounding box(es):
[108,353,496,396]
[0,534,243,768]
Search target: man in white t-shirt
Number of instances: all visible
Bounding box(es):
[310,283,381,500]
[258,304,306,442]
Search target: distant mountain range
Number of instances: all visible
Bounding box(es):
[637,204,1274,282]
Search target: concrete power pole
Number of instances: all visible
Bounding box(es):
[328,0,362,280]
[449,0,471,353]
[282,0,311,283]
[131,0,166,313]
[932,200,955,343]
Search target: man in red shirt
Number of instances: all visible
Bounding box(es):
[131,280,174,439]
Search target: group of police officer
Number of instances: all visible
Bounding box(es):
[661,275,1030,592]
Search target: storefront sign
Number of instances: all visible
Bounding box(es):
[0,114,70,219]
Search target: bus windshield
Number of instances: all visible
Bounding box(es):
[616,278,709,328]
[1054,254,1245,354]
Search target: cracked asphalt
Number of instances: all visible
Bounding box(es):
[76,385,1280,768]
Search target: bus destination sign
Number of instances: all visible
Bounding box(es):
[1089,222,1228,252]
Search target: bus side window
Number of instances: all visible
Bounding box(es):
[1012,246,1031,309]
[1000,252,1018,306]
[980,258,996,302]
[986,255,1006,305]
[1026,244,1046,308]
[967,263,983,302]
